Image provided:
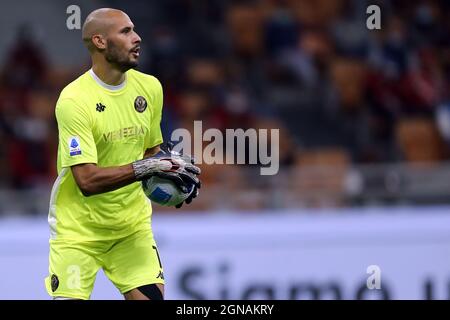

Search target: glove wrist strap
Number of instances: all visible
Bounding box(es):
[132,158,171,180]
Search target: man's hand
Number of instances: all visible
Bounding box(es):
[154,143,201,203]
[165,145,201,209]
[132,143,201,197]
[175,180,200,209]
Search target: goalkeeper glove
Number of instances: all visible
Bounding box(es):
[132,142,201,195]
[154,142,201,208]
[159,143,201,209]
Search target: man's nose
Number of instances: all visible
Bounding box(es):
[133,32,141,44]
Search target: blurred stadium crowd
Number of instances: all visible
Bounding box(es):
[0,0,449,212]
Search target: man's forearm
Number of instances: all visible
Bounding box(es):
[71,144,193,197]
[72,163,137,196]
[144,145,161,158]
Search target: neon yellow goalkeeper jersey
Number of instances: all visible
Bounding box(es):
[49,68,163,241]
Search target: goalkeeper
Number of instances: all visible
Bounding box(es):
[44,8,200,300]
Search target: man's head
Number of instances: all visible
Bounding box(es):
[82,8,141,71]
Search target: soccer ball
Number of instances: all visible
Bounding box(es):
[142,175,193,207]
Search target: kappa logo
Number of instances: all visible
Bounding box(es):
[96,102,106,112]
[156,271,164,280]
[51,274,59,292]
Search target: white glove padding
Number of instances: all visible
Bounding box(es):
[132,150,201,192]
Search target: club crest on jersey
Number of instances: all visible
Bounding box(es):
[134,96,147,113]
[68,136,82,156]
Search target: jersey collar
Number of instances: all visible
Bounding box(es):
[89,68,127,91]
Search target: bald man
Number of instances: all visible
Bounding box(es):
[44,8,201,300]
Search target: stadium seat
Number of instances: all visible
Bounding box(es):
[396,118,447,163]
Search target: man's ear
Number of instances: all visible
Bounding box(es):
[92,34,106,50]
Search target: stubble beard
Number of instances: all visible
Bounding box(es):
[104,39,138,72]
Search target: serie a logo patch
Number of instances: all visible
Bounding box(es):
[68,136,82,156]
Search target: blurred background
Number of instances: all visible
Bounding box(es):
[0,0,449,300]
